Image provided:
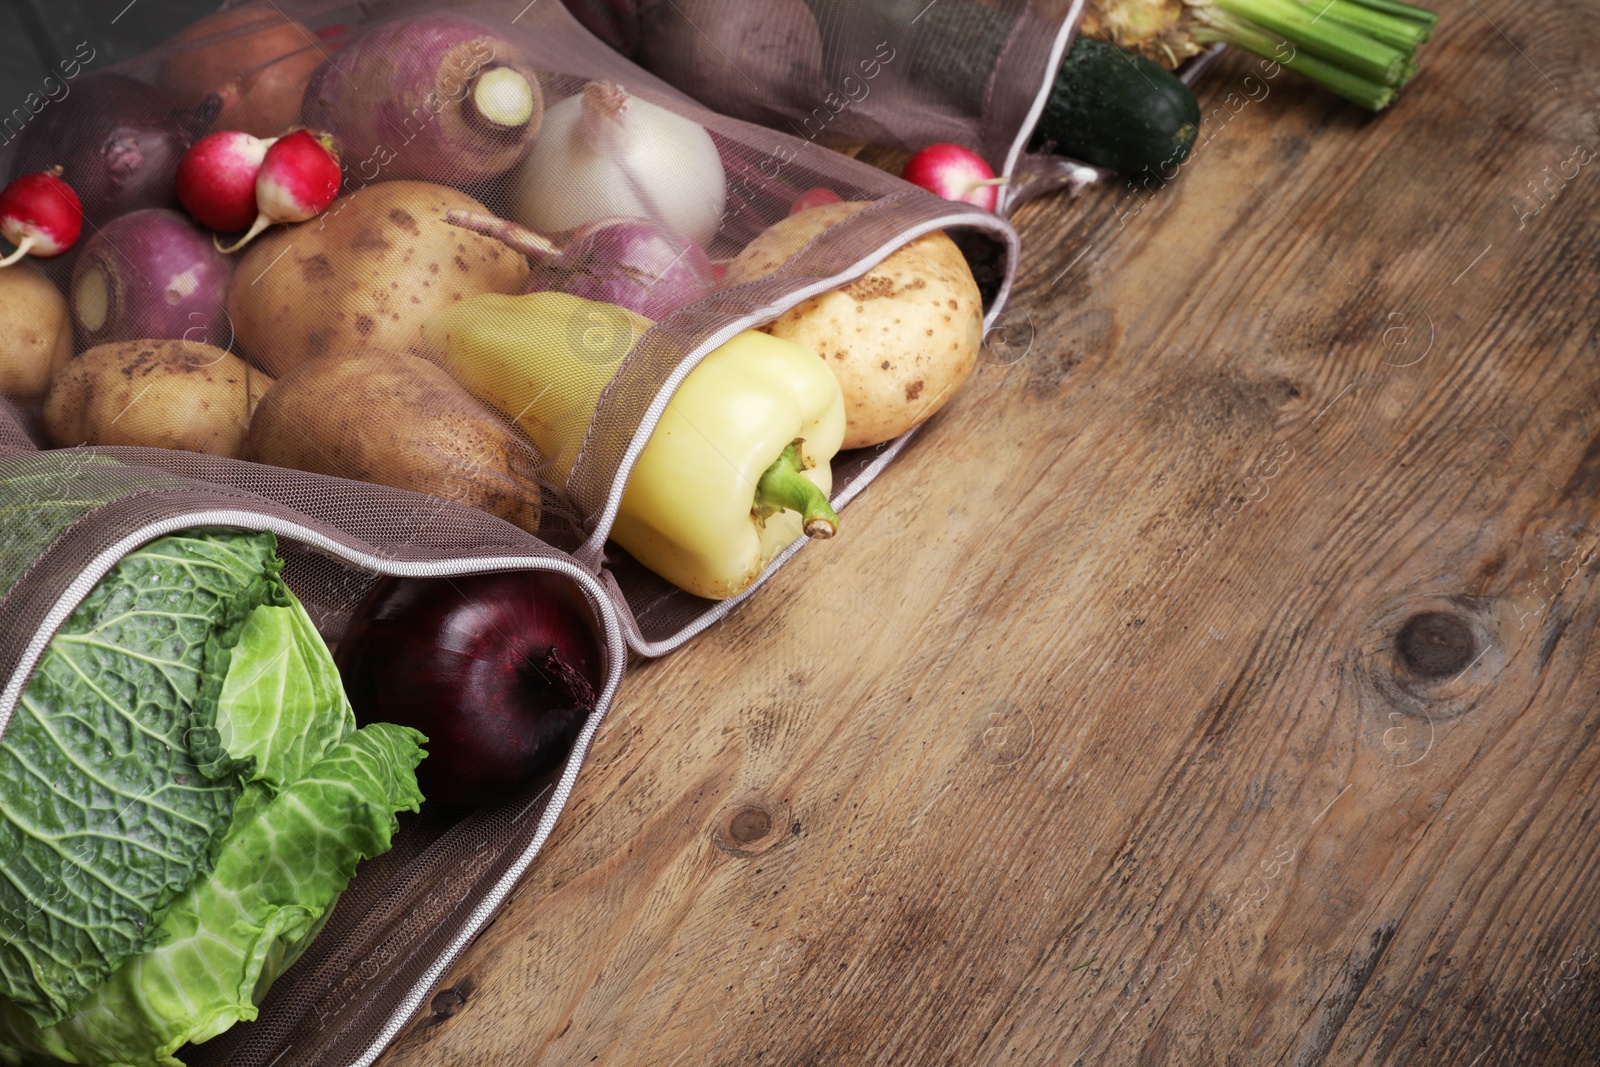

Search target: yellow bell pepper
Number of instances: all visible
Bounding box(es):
[420,293,847,600]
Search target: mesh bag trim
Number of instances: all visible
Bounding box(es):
[607,421,923,655]
[571,207,1021,570]
[0,502,624,749]
[0,500,625,1067]
[998,0,1087,213]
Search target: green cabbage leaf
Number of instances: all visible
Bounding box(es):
[0,529,423,1066]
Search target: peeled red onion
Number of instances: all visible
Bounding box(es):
[10,73,219,227]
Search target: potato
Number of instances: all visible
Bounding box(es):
[43,340,271,455]
[0,263,72,400]
[226,182,530,378]
[241,350,542,534]
[724,202,984,449]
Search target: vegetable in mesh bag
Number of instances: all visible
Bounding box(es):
[420,292,846,600]
[0,525,424,1067]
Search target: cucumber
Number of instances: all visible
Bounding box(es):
[1029,37,1200,176]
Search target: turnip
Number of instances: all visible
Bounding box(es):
[215,129,341,252]
[9,73,219,227]
[0,169,83,266]
[300,13,544,186]
[445,209,715,320]
[901,144,1005,212]
[70,209,233,348]
[176,131,272,234]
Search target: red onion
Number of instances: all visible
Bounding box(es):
[446,209,714,320]
[10,73,220,227]
[336,571,606,809]
[70,209,233,348]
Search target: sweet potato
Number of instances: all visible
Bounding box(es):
[225,181,529,378]
[724,202,983,449]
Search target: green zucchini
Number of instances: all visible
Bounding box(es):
[1029,37,1200,176]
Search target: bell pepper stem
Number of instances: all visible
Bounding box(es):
[753,440,838,540]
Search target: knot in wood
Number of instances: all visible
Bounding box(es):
[712,799,793,857]
[729,806,772,845]
[1394,611,1476,679]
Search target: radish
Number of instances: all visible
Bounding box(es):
[176,131,274,234]
[901,143,1007,212]
[216,130,341,253]
[9,73,219,227]
[0,169,83,267]
[789,187,842,215]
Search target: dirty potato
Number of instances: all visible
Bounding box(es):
[241,350,543,534]
[225,181,530,378]
[723,201,983,449]
[43,340,271,455]
[0,263,72,401]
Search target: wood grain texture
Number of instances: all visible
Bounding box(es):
[377,0,1600,1062]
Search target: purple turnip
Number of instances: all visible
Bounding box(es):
[10,73,220,227]
[70,209,233,349]
[445,208,715,320]
[300,13,544,186]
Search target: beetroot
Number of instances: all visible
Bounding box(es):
[70,209,233,348]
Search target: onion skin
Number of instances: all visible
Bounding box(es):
[10,74,220,228]
[301,13,544,186]
[337,572,605,809]
[70,209,233,348]
[155,8,329,138]
[529,218,715,319]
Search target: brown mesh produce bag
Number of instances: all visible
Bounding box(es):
[0,0,1084,1061]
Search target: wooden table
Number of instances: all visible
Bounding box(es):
[379,0,1600,1062]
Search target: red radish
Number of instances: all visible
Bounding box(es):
[177,131,274,234]
[217,130,341,253]
[789,187,842,215]
[901,143,1007,212]
[0,170,83,266]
